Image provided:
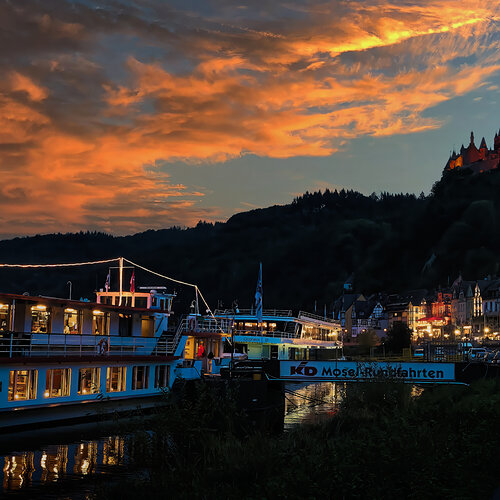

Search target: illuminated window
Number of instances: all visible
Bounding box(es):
[31,305,51,333]
[64,308,82,334]
[106,367,126,392]
[8,370,37,401]
[45,369,71,398]
[132,366,149,390]
[141,316,154,337]
[77,368,100,395]
[154,365,170,388]
[92,310,109,335]
[0,303,10,331]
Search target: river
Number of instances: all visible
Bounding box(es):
[0,382,350,498]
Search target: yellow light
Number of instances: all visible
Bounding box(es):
[65,308,77,313]
[44,391,49,398]
[485,327,490,333]
[93,310,104,315]
[0,304,8,309]
[455,330,460,335]
[34,305,46,311]
[82,389,87,394]
[14,394,19,399]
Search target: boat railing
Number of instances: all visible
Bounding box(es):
[232,329,299,339]
[214,309,293,317]
[176,317,227,335]
[0,332,172,358]
[297,311,339,324]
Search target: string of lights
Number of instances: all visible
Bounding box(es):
[123,258,225,334]
[0,256,225,334]
[0,258,119,268]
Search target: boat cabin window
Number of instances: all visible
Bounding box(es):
[106,367,126,392]
[0,304,10,331]
[93,311,109,335]
[141,316,155,337]
[118,314,133,337]
[45,369,71,398]
[155,365,170,388]
[31,305,51,333]
[78,368,101,395]
[8,370,37,401]
[132,366,149,390]
[64,308,81,334]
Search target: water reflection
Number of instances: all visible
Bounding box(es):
[2,436,126,493]
[284,382,344,430]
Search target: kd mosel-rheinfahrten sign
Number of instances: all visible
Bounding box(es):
[280,361,455,382]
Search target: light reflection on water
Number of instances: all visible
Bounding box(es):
[1,383,425,494]
[284,382,344,430]
[2,436,125,493]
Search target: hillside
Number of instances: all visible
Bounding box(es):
[0,166,499,313]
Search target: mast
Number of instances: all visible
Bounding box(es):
[118,257,123,306]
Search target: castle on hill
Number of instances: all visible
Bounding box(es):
[444,130,500,174]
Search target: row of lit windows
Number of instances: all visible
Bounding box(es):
[7,365,170,401]
[30,305,110,335]
[0,303,156,337]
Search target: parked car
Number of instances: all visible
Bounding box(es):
[483,351,496,363]
[413,347,425,358]
[468,347,487,360]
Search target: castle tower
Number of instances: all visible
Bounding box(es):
[494,131,500,151]
[470,131,475,146]
[479,137,487,160]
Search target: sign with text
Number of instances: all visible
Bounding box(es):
[280,360,455,382]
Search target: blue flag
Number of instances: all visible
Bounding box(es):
[255,262,263,330]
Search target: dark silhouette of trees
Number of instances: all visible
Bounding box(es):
[0,167,499,314]
[385,323,412,354]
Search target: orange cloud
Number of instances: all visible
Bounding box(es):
[0,0,500,237]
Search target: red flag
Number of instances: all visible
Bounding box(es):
[130,270,135,293]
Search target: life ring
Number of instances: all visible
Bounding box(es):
[98,337,109,355]
[188,318,196,331]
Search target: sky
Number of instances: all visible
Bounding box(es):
[1,0,500,238]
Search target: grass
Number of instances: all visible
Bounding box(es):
[92,379,500,499]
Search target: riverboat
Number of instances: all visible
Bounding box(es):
[0,283,226,432]
[212,308,343,361]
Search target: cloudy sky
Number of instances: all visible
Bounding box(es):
[1,0,500,237]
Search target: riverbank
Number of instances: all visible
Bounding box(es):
[89,379,500,499]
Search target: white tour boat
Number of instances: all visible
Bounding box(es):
[0,279,227,432]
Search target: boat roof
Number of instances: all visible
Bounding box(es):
[0,292,171,315]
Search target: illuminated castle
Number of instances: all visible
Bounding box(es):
[444,130,500,174]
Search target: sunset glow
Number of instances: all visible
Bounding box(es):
[1,0,500,237]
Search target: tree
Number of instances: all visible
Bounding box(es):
[384,323,412,353]
[357,330,379,349]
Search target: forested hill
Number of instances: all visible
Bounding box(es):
[0,166,499,313]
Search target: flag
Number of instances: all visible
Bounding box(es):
[130,270,135,293]
[255,262,263,330]
[105,272,110,292]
